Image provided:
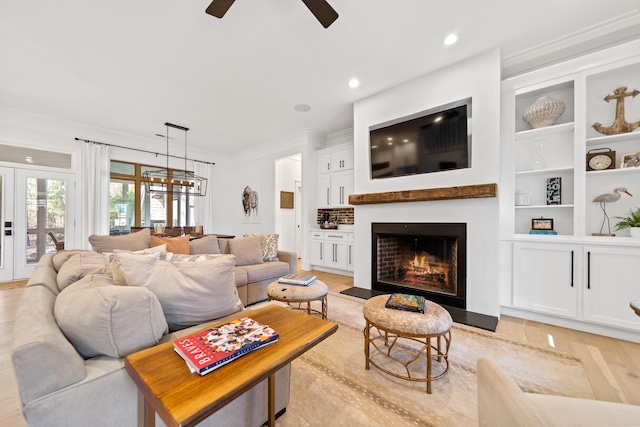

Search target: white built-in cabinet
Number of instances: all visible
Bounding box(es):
[309,230,353,273]
[512,242,578,318]
[316,145,354,208]
[331,150,354,172]
[501,39,640,340]
[582,245,640,331]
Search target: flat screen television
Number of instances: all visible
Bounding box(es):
[369,98,472,179]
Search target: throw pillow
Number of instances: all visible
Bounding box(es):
[54,274,168,358]
[105,246,167,285]
[56,252,107,292]
[88,228,151,254]
[114,252,243,331]
[52,249,95,272]
[150,234,190,254]
[189,235,221,255]
[243,233,279,261]
[228,236,264,266]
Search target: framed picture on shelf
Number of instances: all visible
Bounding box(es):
[546,177,561,205]
[620,151,640,168]
[531,218,554,230]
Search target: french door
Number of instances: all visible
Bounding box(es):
[0,167,74,281]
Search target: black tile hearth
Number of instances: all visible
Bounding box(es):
[339,287,498,332]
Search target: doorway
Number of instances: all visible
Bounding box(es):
[274,154,302,255]
[0,166,75,281]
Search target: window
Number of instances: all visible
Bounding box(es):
[109,161,195,235]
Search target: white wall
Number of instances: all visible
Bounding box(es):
[352,49,502,317]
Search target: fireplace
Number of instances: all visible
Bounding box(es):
[372,222,466,308]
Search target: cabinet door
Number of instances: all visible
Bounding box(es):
[330,171,353,207]
[317,174,331,208]
[317,154,331,174]
[310,237,324,266]
[347,233,354,272]
[331,149,353,172]
[323,241,348,270]
[583,245,640,331]
[513,242,578,318]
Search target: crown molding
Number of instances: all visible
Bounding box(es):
[502,9,640,78]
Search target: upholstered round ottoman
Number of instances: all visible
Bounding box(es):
[267,279,328,319]
[363,294,452,393]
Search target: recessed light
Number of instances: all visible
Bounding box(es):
[348,78,360,88]
[434,116,443,122]
[443,33,458,46]
[294,104,311,112]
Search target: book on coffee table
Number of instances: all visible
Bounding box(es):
[385,293,426,314]
[173,317,279,376]
[278,274,317,286]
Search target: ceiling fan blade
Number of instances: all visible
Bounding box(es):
[301,0,338,28]
[205,0,236,18]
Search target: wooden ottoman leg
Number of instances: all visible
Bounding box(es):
[426,337,432,394]
[364,321,370,370]
[321,295,327,319]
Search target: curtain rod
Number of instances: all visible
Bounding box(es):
[75,137,215,165]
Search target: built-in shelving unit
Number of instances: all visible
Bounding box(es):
[500,39,640,342]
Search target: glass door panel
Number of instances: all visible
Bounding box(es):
[15,169,74,279]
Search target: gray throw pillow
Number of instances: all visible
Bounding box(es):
[114,252,243,331]
[88,228,151,254]
[228,236,264,266]
[190,235,221,255]
[56,252,107,291]
[54,274,168,358]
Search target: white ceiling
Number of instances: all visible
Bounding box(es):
[1,0,639,156]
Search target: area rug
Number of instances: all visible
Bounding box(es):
[276,292,594,426]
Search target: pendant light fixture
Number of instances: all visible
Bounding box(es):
[142,122,208,196]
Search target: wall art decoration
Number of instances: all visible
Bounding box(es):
[280,191,294,209]
[241,182,261,223]
[546,177,561,205]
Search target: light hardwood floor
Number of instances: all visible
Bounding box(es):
[2,267,640,426]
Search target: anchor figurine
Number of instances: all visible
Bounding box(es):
[592,86,640,135]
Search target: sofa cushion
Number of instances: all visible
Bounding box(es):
[56,252,107,292]
[150,234,190,254]
[12,285,87,405]
[239,261,290,283]
[243,233,279,261]
[114,252,243,331]
[89,228,151,254]
[229,237,264,266]
[54,274,168,359]
[190,235,221,255]
[234,267,248,286]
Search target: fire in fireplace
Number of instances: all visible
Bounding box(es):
[372,223,466,308]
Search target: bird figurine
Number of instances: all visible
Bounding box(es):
[592,187,633,235]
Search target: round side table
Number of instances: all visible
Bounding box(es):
[267,279,328,319]
[363,294,452,394]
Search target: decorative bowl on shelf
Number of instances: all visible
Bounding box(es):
[522,96,566,129]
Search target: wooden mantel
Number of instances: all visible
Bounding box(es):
[348,183,498,205]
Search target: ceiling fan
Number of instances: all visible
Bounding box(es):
[205,0,338,28]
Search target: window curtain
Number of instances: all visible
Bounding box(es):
[193,161,214,234]
[82,143,110,248]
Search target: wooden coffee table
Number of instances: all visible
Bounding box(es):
[125,305,338,427]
